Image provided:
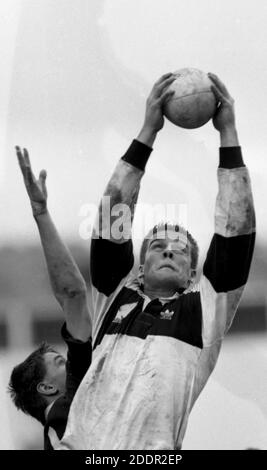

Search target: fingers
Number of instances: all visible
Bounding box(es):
[23,147,31,168]
[25,165,35,186]
[159,88,175,105]
[15,146,31,170]
[208,73,231,99]
[15,145,35,184]
[153,73,176,98]
[210,84,224,104]
[15,146,26,176]
[155,72,174,86]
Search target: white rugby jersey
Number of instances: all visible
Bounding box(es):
[58,140,255,450]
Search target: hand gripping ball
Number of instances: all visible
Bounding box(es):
[163,68,217,129]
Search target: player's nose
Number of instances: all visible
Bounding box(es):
[163,250,174,259]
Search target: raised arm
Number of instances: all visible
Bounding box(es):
[90,75,175,338]
[16,147,91,342]
[188,75,256,405]
[91,74,175,289]
[200,75,256,345]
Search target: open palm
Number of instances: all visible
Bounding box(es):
[16,146,48,215]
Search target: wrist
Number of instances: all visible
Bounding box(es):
[32,203,48,219]
[136,125,158,148]
[219,126,239,147]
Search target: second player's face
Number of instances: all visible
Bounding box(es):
[43,352,67,394]
[143,230,194,293]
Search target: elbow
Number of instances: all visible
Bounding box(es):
[63,284,87,299]
[55,281,87,303]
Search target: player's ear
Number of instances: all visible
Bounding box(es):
[188,269,196,285]
[190,269,196,278]
[37,382,58,396]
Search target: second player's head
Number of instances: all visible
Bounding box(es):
[8,342,67,424]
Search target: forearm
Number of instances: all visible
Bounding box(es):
[91,139,152,294]
[136,125,158,148]
[217,146,255,236]
[219,125,239,147]
[96,71,168,241]
[203,146,255,294]
[96,139,152,243]
[201,146,256,345]
[34,210,86,301]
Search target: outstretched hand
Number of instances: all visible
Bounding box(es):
[208,73,236,132]
[16,146,48,217]
[143,73,176,133]
[137,73,176,147]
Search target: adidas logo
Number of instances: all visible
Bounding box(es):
[160,309,174,320]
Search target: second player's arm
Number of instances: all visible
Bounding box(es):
[35,211,91,341]
[16,147,91,342]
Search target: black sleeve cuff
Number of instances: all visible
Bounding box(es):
[91,237,134,296]
[121,139,153,171]
[219,146,244,169]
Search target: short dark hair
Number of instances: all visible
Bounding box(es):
[140,223,199,269]
[8,342,56,425]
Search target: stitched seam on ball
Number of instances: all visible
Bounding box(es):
[169,90,213,101]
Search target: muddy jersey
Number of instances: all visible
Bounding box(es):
[59,141,255,450]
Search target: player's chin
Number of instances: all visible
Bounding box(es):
[161,269,189,286]
[156,270,181,285]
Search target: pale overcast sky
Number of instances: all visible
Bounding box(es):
[0,0,267,256]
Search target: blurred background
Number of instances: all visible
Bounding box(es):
[0,0,267,449]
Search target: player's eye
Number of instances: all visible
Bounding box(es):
[172,245,188,254]
[55,356,66,366]
[151,242,164,250]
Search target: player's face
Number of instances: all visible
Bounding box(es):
[43,352,67,394]
[143,230,195,292]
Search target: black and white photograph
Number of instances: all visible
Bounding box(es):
[0,0,266,453]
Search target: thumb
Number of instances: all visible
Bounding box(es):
[39,169,47,194]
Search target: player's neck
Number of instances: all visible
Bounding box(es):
[45,391,62,407]
[144,285,177,300]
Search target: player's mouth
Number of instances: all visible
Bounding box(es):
[159,263,176,271]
